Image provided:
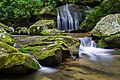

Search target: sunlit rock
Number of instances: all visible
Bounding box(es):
[28,20,56,35]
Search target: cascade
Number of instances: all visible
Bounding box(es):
[57,4,82,31]
[27,54,58,73]
[78,37,114,61]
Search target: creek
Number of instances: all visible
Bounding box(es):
[0,34,120,80]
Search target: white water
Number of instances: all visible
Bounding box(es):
[27,54,58,73]
[78,37,114,61]
[57,4,80,31]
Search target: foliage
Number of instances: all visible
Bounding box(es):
[0,0,43,27]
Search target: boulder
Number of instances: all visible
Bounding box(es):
[92,14,120,37]
[21,35,79,66]
[80,0,120,31]
[22,41,70,66]
[0,53,40,74]
[28,20,56,35]
[91,14,120,48]
[0,26,14,45]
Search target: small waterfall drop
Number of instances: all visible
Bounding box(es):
[57,4,83,31]
[27,54,58,73]
[78,37,114,61]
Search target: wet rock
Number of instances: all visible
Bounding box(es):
[80,0,120,31]
[20,35,79,66]
[28,20,56,35]
[0,53,40,74]
[22,41,70,66]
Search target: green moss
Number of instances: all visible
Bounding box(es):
[0,26,14,45]
[97,39,107,48]
[0,53,40,74]
[28,20,56,35]
[0,22,12,33]
[0,41,18,54]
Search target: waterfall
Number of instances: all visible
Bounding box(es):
[57,4,81,31]
[78,37,114,61]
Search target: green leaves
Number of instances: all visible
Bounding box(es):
[0,0,43,27]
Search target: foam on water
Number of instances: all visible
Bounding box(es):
[78,37,114,61]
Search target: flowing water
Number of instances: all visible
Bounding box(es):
[57,4,82,31]
[78,37,114,61]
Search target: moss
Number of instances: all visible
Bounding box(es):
[80,0,120,31]
[28,20,56,35]
[0,26,14,45]
[0,22,12,33]
[0,53,40,74]
[97,39,107,48]
[0,41,18,54]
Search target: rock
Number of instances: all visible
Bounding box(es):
[28,20,56,35]
[20,35,79,66]
[0,41,18,55]
[0,26,14,45]
[92,14,120,37]
[40,29,66,36]
[0,22,12,33]
[91,14,120,48]
[0,53,40,74]
[19,27,28,35]
[22,41,70,66]
[97,33,120,48]
[80,0,120,31]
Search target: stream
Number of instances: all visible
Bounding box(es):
[0,33,120,80]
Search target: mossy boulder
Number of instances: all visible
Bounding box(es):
[19,27,28,35]
[0,26,14,45]
[40,29,66,36]
[91,14,120,37]
[0,22,12,33]
[28,20,56,35]
[22,41,70,66]
[0,53,40,74]
[20,35,79,66]
[80,0,120,31]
